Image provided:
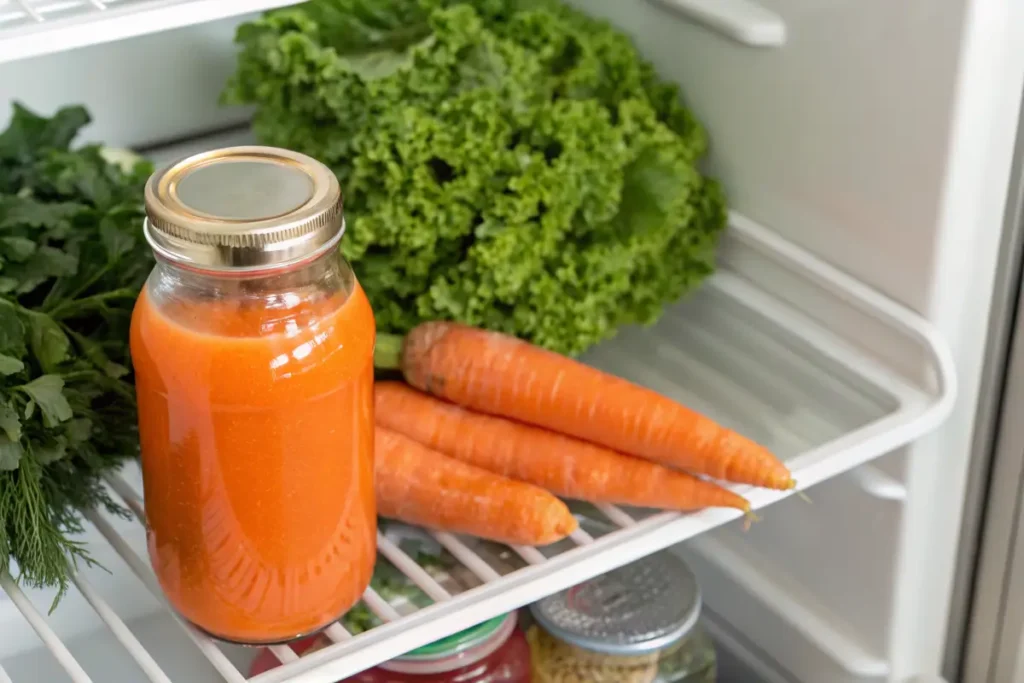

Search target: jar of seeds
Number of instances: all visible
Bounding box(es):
[527,550,716,683]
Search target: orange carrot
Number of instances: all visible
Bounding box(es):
[376,382,751,513]
[374,426,578,546]
[376,323,794,490]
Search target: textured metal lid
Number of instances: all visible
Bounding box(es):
[143,146,344,271]
[530,551,701,656]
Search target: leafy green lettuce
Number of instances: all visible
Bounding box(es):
[225,0,726,355]
[0,104,152,604]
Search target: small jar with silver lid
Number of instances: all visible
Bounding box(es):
[527,550,716,683]
[131,146,377,645]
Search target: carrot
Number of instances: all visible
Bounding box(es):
[374,426,578,546]
[376,382,751,513]
[375,323,794,490]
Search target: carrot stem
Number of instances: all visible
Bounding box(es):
[375,333,404,370]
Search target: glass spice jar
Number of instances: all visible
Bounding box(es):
[131,147,377,645]
[527,551,716,683]
[250,613,532,682]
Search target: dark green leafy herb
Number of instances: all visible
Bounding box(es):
[0,103,153,607]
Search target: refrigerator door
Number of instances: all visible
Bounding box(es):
[958,308,1024,682]
[955,94,1024,683]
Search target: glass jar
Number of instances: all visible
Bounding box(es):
[130,146,377,645]
[528,551,716,683]
[250,613,532,682]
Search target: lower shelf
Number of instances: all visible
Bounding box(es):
[705,610,798,683]
[0,585,792,683]
[0,208,955,683]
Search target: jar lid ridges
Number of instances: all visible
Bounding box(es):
[529,550,701,656]
[143,146,344,271]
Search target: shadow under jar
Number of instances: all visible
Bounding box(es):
[130,146,377,645]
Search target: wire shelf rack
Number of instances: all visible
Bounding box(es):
[0,0,301,63]
[0,0,789,66]
[0,193,957,682]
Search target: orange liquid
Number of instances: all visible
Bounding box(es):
[130,283,376,644]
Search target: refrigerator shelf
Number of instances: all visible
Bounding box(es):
[0,188,956,683]
[0,0,301,64]
[0,0,788,65]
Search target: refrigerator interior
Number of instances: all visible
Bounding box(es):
[2,0,1024,681]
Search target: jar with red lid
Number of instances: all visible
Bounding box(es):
[250,613,531,682]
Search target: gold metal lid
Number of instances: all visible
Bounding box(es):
[143,146,344,271]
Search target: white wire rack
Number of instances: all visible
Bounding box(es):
[0,0,302,63]
[0,0,788,66]
[0,210,957,683]
[0,0,789,67]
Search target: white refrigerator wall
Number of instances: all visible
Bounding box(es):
[0,16,252,147]
[2,0,1024,679]
[886,0,1024,678]
[570,0,1024,680]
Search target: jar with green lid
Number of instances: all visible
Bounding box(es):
[250,613,531,682]
[527,551,716,683]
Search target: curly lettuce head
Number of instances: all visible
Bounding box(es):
[225,0,726,355]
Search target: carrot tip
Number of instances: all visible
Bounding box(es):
[741,509,761,531]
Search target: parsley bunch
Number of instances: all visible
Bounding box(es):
[0,103,153,604]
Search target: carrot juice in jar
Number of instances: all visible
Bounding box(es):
[130,147,376,644]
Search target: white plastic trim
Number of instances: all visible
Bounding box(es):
[512,546,547,566]
[644,0,786,47]
[0,664,11,683]
[0,0,786,65]
[0,572,93,683]
[68,571,174,683]
[431,533,504,584]
[375,536,451,603]
[322,624,350,643]
[568,528,594,545]
[726,211,958,484]
[81,509,247,683]
[267,646,299,666]
[851,465,909,501]
[362,589,402,623]
[693,536,891,677]
[11,0,43,22]
[0,0,302,65]
[595,504,637,527]
[701,612,798,683]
